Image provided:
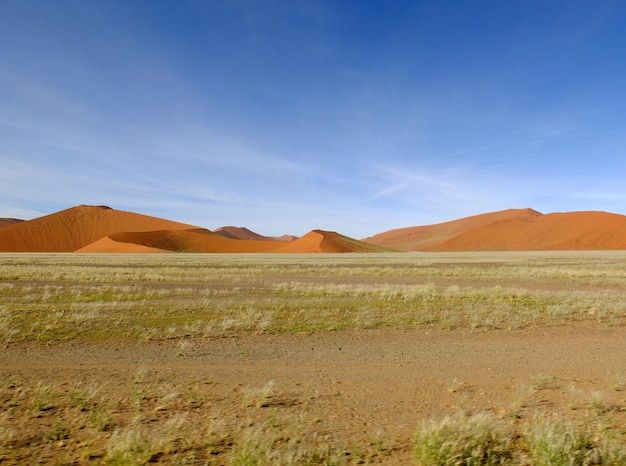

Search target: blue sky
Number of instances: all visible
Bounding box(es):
[2,1,626,238]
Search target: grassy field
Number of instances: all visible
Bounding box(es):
[1,251,625,464]
[1,251,626,343]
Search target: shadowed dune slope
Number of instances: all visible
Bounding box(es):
[275,230,397,253]
[76,236,170,253]
[0,205,198,252]
[0,218,24,228]
[79,229,286,253]
[364,208,542,251]
[365,208,626,251]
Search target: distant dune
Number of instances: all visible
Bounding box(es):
[5,204,626,253]
[0,205,198,252]
[0,218,24,228]
[79,229,285,253]
[0,205,383,253]
[364,208,626,251]
[275,230,396,253]
[81,229,392,254]
[214,226,296,242]
[76,236,169,253]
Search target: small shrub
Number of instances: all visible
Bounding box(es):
[523,416,599,466]
[413,412,513,465]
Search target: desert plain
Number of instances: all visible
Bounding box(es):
[1,251,625,464]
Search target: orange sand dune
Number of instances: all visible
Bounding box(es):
[80,228,285,253]
[364,208,541,251]
[0,205,198,252]
[0,218,24,228]
[366,208,626,251]
[214,226,294,242]
[9,204,625,254]
[76,236,170,253]
[426,210,626,251]
[275,230,397,253]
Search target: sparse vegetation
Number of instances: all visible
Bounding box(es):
[1,251,625,463]
[1,251,625,343]
[413,412,626,465]
[413,412,513,465]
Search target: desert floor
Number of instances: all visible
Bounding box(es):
[2,324,625,464]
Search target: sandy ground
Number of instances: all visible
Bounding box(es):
[2,324,625,464]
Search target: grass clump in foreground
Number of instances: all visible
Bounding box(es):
[413,413,626,465]
[413,413,513,465]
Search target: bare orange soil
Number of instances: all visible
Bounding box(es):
[365,208,626,251]
[1,325,625,464]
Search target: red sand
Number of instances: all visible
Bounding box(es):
[364,208,541,250]
[76,236,170,253]
[275,230,395,253]
[426,210,626,251]
[6,205,626,253]
[91,229,285,253]
[0,205,198,252]
[81,229,383,254]
[0,205,391,253]
[365,208,626,251]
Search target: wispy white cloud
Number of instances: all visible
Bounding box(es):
[369,164,493,207]
[0,205,46,221]
[135,124,314,177]
[3,2,626,236]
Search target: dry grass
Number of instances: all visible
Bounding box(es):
[4,371,621,464]
[0,374,379,464]
[1,251,625,463]
[1,251,625,343]
[414,412,626,465]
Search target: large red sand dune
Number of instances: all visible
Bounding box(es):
[0,205,198,252]
[0,205,396,253]
[79,229,285,253]
[7,204,626,253]
[75,236,170,254]
[365,208,626,251]
[275,230,396,253]
[80,229,385,254]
